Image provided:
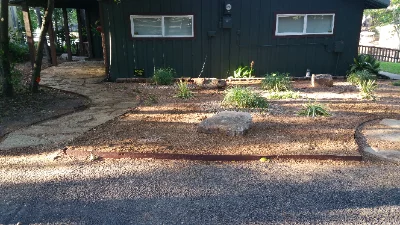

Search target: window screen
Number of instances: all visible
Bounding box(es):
[164,16,193,37]
[276,14,335,36]
[306,15,334,34]
[277,16,305,34]
[132,17,162,36]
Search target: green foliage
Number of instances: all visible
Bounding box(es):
[176,80,193,99]
[349,54,380,75]
[8,42,29,63]
[222,86,268,109]
[347,70,376,86]
[0,65,25,94]
[380,61,400,74]
[261,72,292,92]
[392,80,400,86]
[298,101,331,117]
[360,80,378,100]
[266,91,300,100]
[234,64,254,78]
[153,68,176,85]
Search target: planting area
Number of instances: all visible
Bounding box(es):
[67,80,400,157]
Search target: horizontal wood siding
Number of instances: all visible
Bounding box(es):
[101,0,365,80]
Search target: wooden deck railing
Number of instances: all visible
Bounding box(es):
[359,45,400,63]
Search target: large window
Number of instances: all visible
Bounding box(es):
[276,14,335,36]
[130,15,194,38]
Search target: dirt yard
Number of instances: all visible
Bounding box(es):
[67,80,400,157]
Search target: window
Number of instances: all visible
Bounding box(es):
[276,14,335,36]
[131,15,194,38]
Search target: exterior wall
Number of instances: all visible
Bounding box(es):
[102,0,365,80]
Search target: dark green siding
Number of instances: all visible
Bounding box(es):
[101,0,365,80]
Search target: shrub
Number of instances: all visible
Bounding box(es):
[153,68,176,85]
[261,72,291,92]
[359,80,377,100]
[233,63,254,78]
[347,70,376,86]
[392,80,400,86]
[266,91,300,100]
[9,42,29,63]
[349,54,380,75]
[176,80,193,99]
[0,65,25,94]
[298,101,331,117]
[222,86,268,109]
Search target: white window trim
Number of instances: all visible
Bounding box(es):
[130,15,194,38]
[275,13,335,36]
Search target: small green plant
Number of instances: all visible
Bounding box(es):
[349,54,380,75]
[233,61,255,78]
[298,101,331,117]
[143,94,158,106]
[9,42,29,63]
[347,70,376,86]
[266,91,300,100]
[153,67,176,85]
[176,80,193,99]
[392,80,400,86]
[359,80,377,100]
[222,86,268,109]
[261,72,292,92]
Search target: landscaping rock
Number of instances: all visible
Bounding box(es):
[192,78,227,89]
[312,74,334,87]
[197,111,252,136]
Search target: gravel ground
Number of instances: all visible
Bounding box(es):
[0,154,399,225]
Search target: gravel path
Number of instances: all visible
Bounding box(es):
[1,155,399,224]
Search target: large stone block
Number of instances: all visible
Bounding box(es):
[197,111,253,136]
[311,74,334,87]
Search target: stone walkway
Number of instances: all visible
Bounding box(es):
[379,71,400,80]
[0,61,139,150]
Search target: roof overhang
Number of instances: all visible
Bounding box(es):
[365,0,390,9]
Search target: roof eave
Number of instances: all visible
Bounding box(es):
[365,0,390,9]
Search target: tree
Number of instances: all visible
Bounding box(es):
[0,0,13,97]
[31,0,54,93]
[364,0,400,48]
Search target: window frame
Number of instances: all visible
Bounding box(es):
[275,13,335,36]
[130,15,194,38]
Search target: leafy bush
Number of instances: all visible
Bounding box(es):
[176,80,193,99]
[261,72,291,92]
[0,65,25,94]
[222,86,268,109]
[349,54,380,75]
[347,70,376,86]
[392,80,400,86]
[360,80,377,100]
[234,65,254,78]
[266,91,300,100]
[298,101,331,117]
[153,68,176,85]
[9,42,29,63]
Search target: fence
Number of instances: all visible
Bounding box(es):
[358,45,400,63]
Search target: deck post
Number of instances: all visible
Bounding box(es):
[21,2,36,69]
[48,18,58,66]
[84,9,93,58]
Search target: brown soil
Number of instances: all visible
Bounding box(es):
[0,61,90,138]
[68,80,400,156]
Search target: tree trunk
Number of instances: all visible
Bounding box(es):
[22,2,36,69]
[35,7,52,64]
[31,0,54,93]
[76,9,84,56]
[62,8,72,61]
[98,0,109,78]
[84,10,93,58]
[48,21,57,66]
[0,0,13,96]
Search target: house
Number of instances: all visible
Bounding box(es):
[10,0,390,80]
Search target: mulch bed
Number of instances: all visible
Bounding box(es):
[66,80,400,157]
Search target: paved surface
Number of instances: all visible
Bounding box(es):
[379,71,400,80]
[362,119,400,163]
[0,61,139,150]
[0,159,399,225]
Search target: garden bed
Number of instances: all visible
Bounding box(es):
[67,80,400,157]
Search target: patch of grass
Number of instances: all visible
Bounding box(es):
[261,72,292,92]
[266,91,300,100]
[222,86,268,109]
[176,80,193,99]
[347,70,376,86]
[392,80,400,86]
[298,101,331,117]
[360,80,377,101]
[153,68,176,85]
[380,61,400,74]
